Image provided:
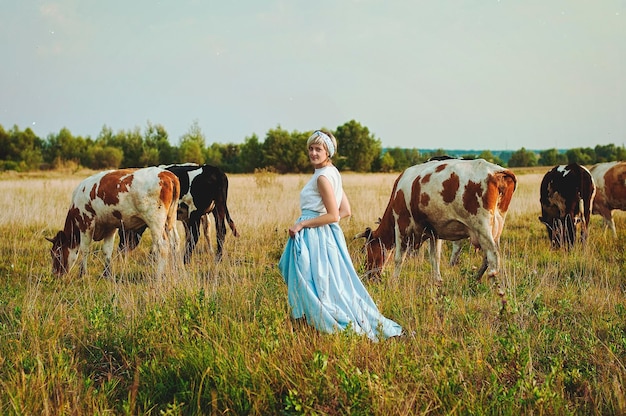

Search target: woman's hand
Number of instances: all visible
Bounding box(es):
[288,222,304,237]
[288,175,339,238]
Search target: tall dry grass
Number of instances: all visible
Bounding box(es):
[0,167,624,415]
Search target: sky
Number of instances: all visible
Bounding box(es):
[1,1,624,151]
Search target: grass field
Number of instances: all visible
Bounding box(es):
[0,167,625,415]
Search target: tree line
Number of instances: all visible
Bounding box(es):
[1,120,624,173]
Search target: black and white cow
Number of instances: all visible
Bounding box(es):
[119,164,239,263]
[539,163,596,249]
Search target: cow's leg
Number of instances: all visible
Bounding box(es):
[392,232,414,279]
[449,240,463,266]
[595,206,617,238]
[101,231,117,278]
[607,215,617,238]
[213,209,227,262]
[582,197,594,244]
[392,242,406,279]
[201,214,213,252]
[428,238,443,285]
[169,220,180,261]
[184,215,202,264]
[150,225,168,276]
[78,234,92,278]
[579,217,589,245]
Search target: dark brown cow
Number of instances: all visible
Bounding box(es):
[47,167,180,277]
[119,164,238,263]
[357,158,517,287]
[538,163,596,249]
[590,161,626,237]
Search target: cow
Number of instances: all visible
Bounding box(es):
[590,161,626,237]
[119,164,239,263]
[538,163,596,249]
[356,158,517,288]
[47,167,180,277]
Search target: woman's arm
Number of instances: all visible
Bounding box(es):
[339,192,352,219]
[288,175,340,237]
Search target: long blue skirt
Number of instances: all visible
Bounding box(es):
[278,210,402,341]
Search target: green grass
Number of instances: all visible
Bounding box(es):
[0,171,625,414]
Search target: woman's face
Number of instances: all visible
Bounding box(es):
[308,142,329,167]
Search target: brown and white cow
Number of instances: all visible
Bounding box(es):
[47,167,180,277]
[539,163,596,249]
[590,161,626,237]
[356,158,517,286]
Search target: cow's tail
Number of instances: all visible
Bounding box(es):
[221,173,239,237]
[166,175,180,232]
[578,194,586,228]
[497,170,517,213]
[225,207,239,237]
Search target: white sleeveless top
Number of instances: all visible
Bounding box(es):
[300,165,343,214]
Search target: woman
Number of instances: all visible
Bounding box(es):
[278,130,402,341]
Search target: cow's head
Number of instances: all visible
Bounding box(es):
[46,231,78,276]
[538,215,577,250]
[355,227,386,279]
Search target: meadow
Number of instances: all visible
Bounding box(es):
[0,167,625,415]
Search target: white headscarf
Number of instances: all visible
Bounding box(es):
[309,130,335,158]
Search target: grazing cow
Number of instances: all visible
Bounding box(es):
[47,167,180,277]
[538,163,596,249]
[356,158,517,286]
[119,164,239,263]
[590,161,626,237]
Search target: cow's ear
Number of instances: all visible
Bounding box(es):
[45,236,55,243]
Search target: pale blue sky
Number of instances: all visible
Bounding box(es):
[1,1,624,150]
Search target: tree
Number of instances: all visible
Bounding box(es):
[89,146,124,169]
[239,134,264,172]
[334,120,381,172]
[385,148,406,171]
[508,148,538,167]
[380,152,395,172]
[216,143,241,172]
[95,125,144,167]
[262,127,309,173]
[404,149,423,166]
[178,121,206,164]
[143,122,176,165]
[538,148,566,166]
[43,127,91,167]
[117,128,144,167]
[566,148,595,165]
[205,143,223,167]
[594,143,624,163]
[383,148,423,171]
[0,126,44,170]
[477,150,504,166]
